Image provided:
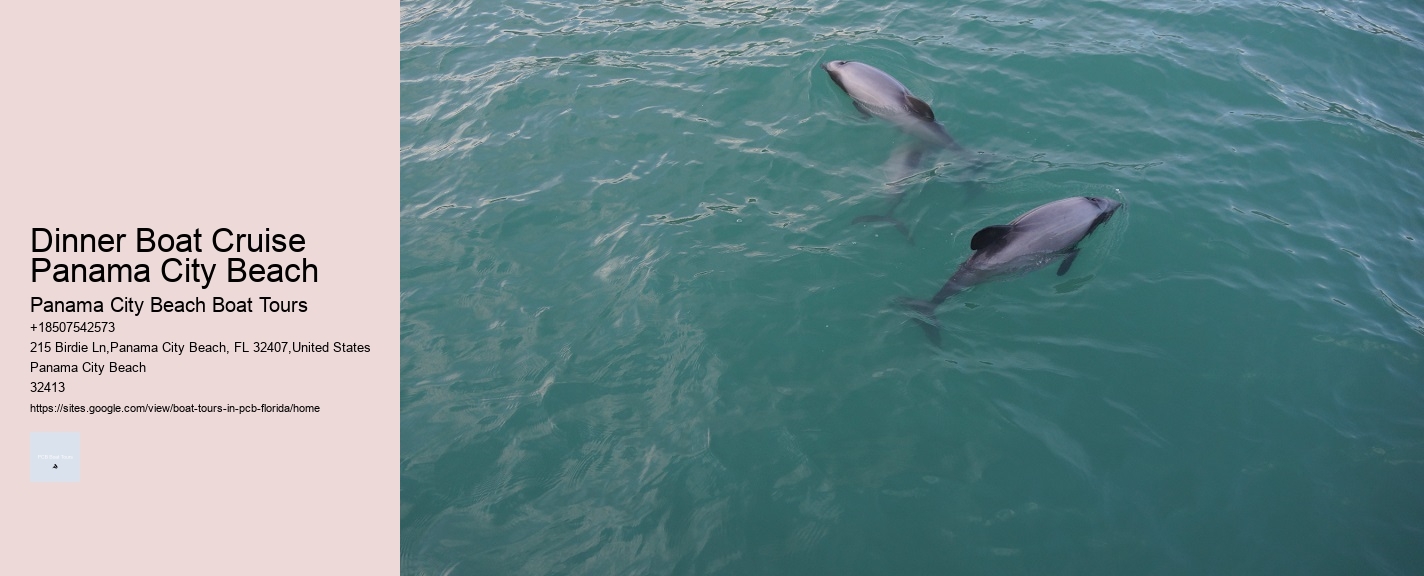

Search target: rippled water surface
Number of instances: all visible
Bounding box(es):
[400,1,1424,573]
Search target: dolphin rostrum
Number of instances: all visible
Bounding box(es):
[899,196,1122,345]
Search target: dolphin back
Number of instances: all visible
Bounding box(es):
[975,197,1119,263]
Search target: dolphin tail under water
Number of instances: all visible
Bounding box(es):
[895,297,943,346]
[895,279,968,347]
[853,143,927,244]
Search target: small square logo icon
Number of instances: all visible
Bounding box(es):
[31,432,80,482]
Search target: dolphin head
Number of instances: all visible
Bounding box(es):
[1083,196,1122,230]
[1086,196,1121,216]
[822,60,851,92]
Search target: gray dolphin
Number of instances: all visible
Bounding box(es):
[821,60,962,151]
[899,196,1122,345]
[824,60,979,240]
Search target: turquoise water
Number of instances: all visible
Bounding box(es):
[400,1,1424,573]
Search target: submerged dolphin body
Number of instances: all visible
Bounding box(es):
[899,196,1122,345]
[821,60,962,151]
[851,142,930,242]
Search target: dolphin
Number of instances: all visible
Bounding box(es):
[821,60,963,151]
[823,60,981,239]
[898,196,1122,345]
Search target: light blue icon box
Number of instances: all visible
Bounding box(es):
[31,432,81,482]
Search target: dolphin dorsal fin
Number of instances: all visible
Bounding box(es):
[970,225,1012,251]
[905,95,935,121]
